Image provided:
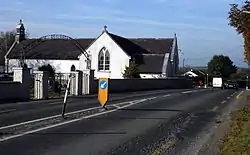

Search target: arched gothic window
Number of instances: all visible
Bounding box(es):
[98,47,110,71]
[70,64,76,71]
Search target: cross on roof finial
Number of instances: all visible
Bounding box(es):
[104,25,108,32]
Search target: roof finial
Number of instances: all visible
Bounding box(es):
[20,19,22,24]
[174,33,177,38]
[104,25,108,32]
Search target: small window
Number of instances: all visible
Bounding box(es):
[70,65,76,71]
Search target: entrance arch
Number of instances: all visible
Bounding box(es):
[19,34,91,69]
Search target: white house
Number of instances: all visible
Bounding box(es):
[183,69,205,77]
[6,25,179,79]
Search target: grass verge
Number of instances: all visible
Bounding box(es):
[220,107,250,155]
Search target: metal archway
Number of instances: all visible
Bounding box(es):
[19,34,91,68]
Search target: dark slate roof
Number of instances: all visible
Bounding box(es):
[108,33,173,56]
[133,54,166,74]
[7,39,95,60]
[7,32,174,60]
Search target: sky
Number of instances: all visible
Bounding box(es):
[0,0,247,67]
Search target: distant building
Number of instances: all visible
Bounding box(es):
[183,69,205,77]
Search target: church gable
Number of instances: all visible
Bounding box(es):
[6,27,177,75]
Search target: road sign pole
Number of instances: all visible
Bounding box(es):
[61,74,72,118]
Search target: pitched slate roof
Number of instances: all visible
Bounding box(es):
[7,39,95,60]
[7,32,174,60]
[108,33,173,55]
[135,54,166,74]
[6,31,176,74]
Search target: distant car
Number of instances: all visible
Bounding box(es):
[224,81,239,90]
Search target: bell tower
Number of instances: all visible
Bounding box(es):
[15,19,26,43]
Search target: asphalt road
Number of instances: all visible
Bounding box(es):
[0,88,193,127]
[0,88,237,155]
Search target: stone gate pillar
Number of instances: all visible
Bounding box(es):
[13,67,30,100]
[82,69,95,95]
[33,71,49,99]
[70,70,83,96]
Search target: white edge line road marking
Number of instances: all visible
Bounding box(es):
[0,99,147,130]
[212,106,218,111]
[236,91,244,99]
[0,106,101,130]
[0,89,195,130]
[221,100,226,104]
[0,99,146,142]
[0,109,17,114]
[113,105,120,109]
[147,97,157,100]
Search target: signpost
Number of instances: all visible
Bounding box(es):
[98,78,109,108]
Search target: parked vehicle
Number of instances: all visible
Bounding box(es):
[212,77,223,89]
[224,80,239,90]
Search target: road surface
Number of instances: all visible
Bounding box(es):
[0,88,193,127]
[0,89,238,155]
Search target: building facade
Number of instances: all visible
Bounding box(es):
[6,25,179,79]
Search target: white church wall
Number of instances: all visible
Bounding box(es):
[79,32,131,79]
[8,59,79,73]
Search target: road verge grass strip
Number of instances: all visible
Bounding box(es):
[220,107,250,155]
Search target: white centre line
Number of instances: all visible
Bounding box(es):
[182,90,193,94]
[163,94,171,97]
[221,100,226,104]
[227,97,231,99]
